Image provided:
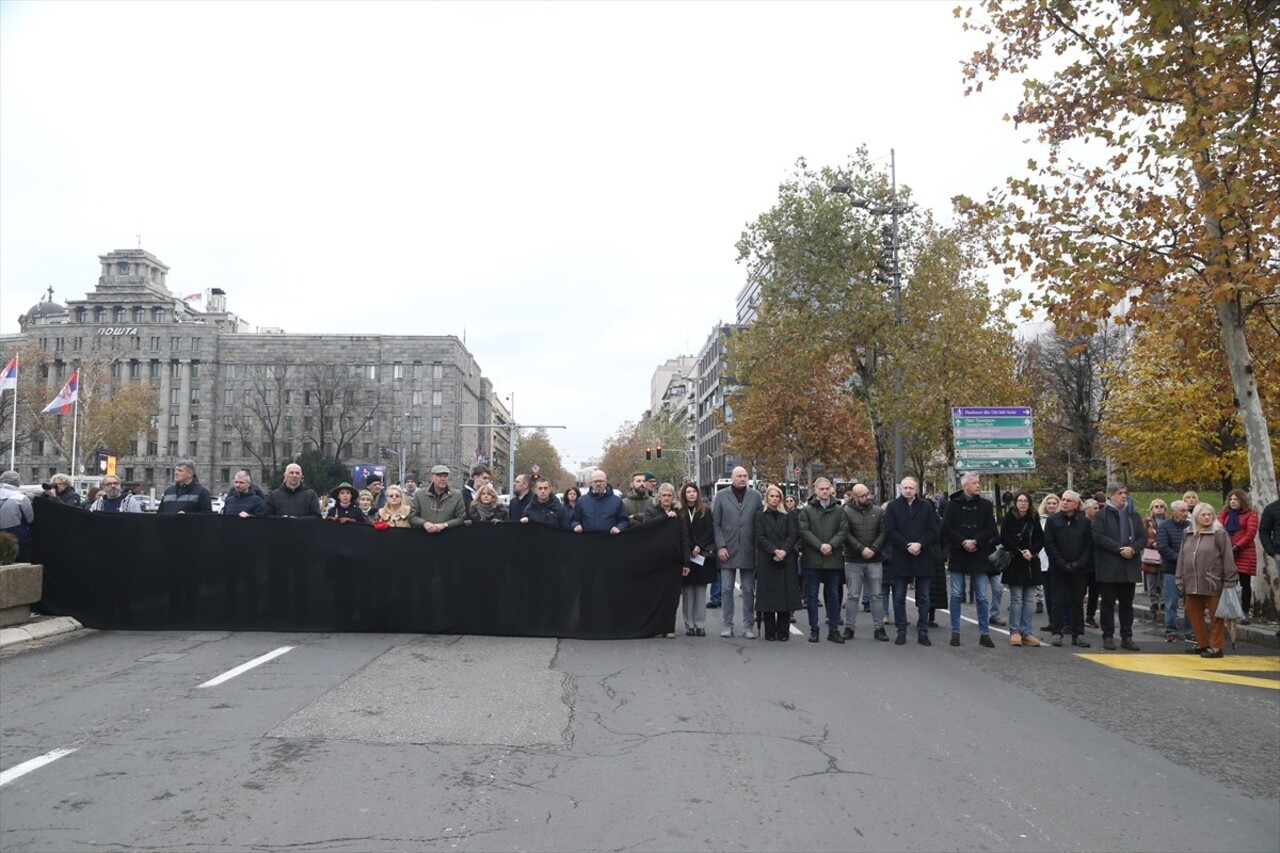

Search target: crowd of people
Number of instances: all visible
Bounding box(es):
[2,460,1276,657]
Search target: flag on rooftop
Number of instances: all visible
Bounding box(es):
[0,356,15,392]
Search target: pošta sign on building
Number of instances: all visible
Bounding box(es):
[951,406,1036,472]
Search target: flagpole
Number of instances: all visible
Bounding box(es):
[7,354,16,470]
[71,370,80,487]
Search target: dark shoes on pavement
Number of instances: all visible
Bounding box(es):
[1102,637,1117,650]
[1120,637,1139,651]
[918,634,932,646]
[989,616,1007,627]
[1185,645,1208,654]
[809,628,820,643]
[1085,617,1099,629]
[841,627,855,640]
[1072,635,1091,647]
[874,628,889,642]
[827,631,845,644]
[895,631,907,645]
[1201,648,1224,658]
[978,634,994,648]
[1051,634,1064,646]
[950,633,961,647]
[695,628,706,637]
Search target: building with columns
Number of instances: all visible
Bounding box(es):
[3,248,499,495]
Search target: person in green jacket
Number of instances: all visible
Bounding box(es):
[799,477,848,644]
[410,465,467,533]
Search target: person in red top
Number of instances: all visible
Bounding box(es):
[1218,489,1259,624]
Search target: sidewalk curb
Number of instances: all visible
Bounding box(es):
[1130,599,1279,647]
[0,617,83,649]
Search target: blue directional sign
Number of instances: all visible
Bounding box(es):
[952,406,1036,472]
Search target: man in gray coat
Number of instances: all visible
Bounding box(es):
[1091,482,1145,650]
[713,466,763,639]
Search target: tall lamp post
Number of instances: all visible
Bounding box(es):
[830,148,912,492]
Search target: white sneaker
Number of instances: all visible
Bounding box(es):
[742,627,756,640]
[720,626,734,638]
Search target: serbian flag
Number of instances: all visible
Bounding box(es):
[0,356,15,392]
[183,292,203,302]
[42,370,78,414]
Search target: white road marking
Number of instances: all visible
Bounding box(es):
[197,646,294,688]
[908,595,1012,636]
[0,747,77,787]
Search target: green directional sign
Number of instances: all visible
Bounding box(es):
[952,437,1035,449]
[952,406,1037,473]
[954,457,1038,471]
[952,417,1033,428]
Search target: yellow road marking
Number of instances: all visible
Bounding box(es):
[1077,653,1280,690]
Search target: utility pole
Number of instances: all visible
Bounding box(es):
[461,391,566,495]
[830,149,912,492]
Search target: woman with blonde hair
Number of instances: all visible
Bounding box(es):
[467,482,508,524]
[754,483,801,642]
[1176,501,1238,658]
[375,485,414,528]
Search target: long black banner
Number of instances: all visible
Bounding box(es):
[30,501,682,639]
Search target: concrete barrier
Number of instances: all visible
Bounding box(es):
[0,563,43,627]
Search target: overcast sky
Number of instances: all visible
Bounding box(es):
[0,0,1036,471]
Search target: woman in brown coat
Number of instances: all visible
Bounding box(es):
[1175,501,1239,659]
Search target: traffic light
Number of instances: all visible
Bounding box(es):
[656,444,663,458]
[645,447,652,460]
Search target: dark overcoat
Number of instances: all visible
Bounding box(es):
[755,507,803,611]
[883,496,938,578]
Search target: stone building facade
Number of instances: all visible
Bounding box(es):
[3,248,498,495]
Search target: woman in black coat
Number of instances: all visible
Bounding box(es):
[680,483,717,636]
[999,490,1044,646]
[754,484,801,641]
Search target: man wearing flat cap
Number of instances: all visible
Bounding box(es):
[410,465,466,533]
[364,472,387,514]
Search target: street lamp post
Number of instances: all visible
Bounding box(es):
[830,148,912,493]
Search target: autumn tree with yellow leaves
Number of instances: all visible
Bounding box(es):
[956,0,1279,614]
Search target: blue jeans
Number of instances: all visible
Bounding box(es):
[806,569,842,632]
[950,572,990,634]
[990,572,1004,619]
[1161,572,1184,638]
[709,572,722,607]
[892,577,930,635]
[1007,584,1036,636]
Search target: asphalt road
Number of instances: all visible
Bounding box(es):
[1,598,1277,853]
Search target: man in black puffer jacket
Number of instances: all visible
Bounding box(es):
[264,463,321,518]
[521,479,569,530]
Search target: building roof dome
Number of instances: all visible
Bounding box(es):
[27,287,67,317]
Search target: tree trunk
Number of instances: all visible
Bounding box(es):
[1215,297,1279,619]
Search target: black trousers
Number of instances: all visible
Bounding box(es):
[763,612,790,637]
[1049,572,1089,637]
[1098,581,1136,639]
